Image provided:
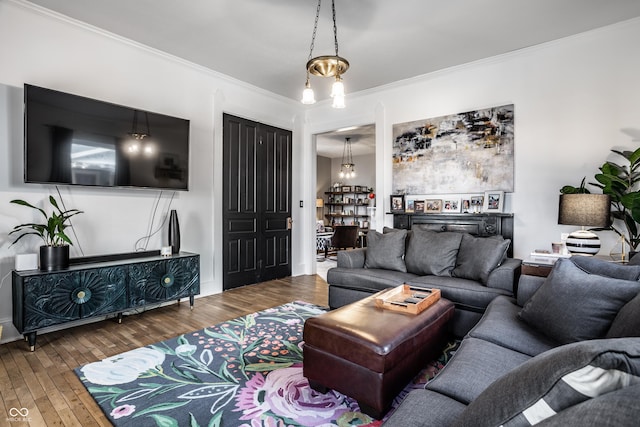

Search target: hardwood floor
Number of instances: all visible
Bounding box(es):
[0,275,328,426]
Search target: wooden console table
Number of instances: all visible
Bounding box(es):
[12,251,200,351]
[391,212,514,257]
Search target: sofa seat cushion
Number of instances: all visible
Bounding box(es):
[452,234,510,284]
[405,228,463,276]
[364,229,408,272]
[407,276,512,312]
[453,338,640,427]
[468,296,559,357]
[382,389,467,427]
[426,337,531,404]
[520,258,640,344]
[327,267,419,293]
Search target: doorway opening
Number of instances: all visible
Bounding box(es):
[314,124,376,281]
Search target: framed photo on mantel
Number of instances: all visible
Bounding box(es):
[483,191,504,213]
[390,195,405,212]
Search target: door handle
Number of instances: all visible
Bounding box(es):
[287,217,293,230]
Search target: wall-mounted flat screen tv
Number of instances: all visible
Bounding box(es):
[24,84,190,190]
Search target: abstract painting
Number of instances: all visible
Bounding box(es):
[392,104,514,194]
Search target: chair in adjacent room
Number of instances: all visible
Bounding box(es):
[327,225,359,259]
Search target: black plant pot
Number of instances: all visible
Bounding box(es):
[40,245,70,271]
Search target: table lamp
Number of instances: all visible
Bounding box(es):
[316,198,324,221]
[558,194,611,255]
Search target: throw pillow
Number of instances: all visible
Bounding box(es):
[452,338,640,427]
[404,228,462,276]
[364,229,407,272]
[571,255,640,280]
[452,234,510,285]
[383,226,412,248]
[606,292,640,338]
[519,258,640,344]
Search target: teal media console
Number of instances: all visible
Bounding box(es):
[12,251,200,350]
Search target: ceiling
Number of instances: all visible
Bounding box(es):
[24,0,640,157]
[316,124,376,158]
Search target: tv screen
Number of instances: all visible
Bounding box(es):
[24,84,190,190]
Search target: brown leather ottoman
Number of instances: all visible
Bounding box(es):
[303,291,454,419]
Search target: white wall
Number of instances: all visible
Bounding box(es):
[329,153,376,193]
[0,1,302,342]
[316,156,332,201]
[303,17,640,261]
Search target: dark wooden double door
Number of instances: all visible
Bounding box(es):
[223,114,292,290]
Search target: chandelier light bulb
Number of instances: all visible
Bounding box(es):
[332,94,346,109]
[301,87,316,104]
[128,141,140,153]
[339,170,345,178]
[301,78,316,104]
[330,77,344,98]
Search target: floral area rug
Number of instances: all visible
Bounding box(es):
[75,301,458,427]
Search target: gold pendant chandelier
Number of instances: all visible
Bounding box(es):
[301,0,349,108]
[339,137,356,178]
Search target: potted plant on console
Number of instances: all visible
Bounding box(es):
[10,195,83,271]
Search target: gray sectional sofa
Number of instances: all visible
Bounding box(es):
[327,227,521,337]
[383,256,640,426]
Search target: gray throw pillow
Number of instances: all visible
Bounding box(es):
[519,258,640,344]
[452,338,640,427]
[571,255,640,280]
[607,292,640,338]
[452,234,510,285]
[364,229,407,272]
[404,228,462,276]
[383,226,412,249]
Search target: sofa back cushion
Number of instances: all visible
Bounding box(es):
[452,234,510,285]
[364,229,407,272]
[405,228,462,276]
[452,338,640,427]
[519,258,640,344]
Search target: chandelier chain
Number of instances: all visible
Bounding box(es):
[332,0,339,58]
[307,0,322,61]
[341,136,348,163]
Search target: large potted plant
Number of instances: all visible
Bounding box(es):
[10,195,83,271]
[591,148,640,254]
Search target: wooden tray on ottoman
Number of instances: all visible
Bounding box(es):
[375,284,441,314]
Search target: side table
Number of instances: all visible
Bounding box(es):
[521,258,556,278]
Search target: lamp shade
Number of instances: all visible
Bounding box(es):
[558,194,611,227]
[558,194,611,255]
[316,198,324,208]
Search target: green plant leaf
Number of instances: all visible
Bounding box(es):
[11,199,47,218]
